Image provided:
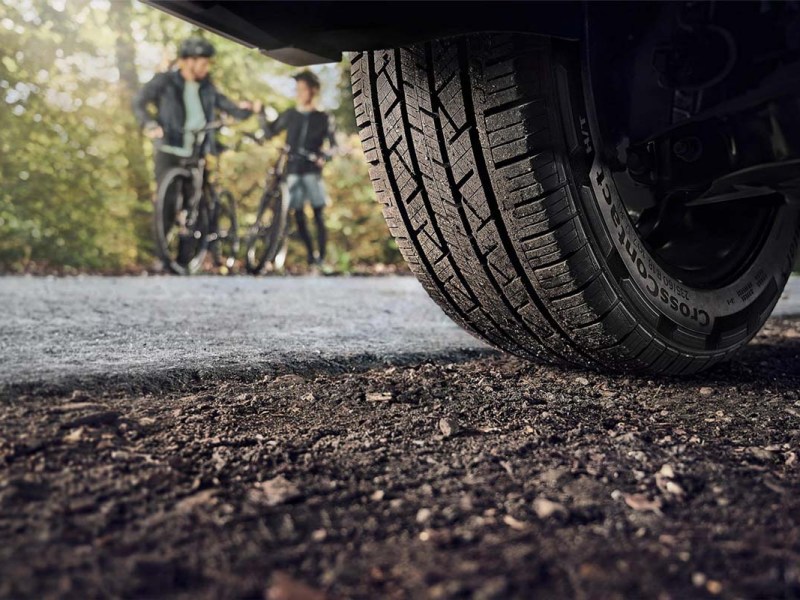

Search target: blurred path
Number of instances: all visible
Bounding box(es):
[0,276,484,390]
[773,275,800,316]
[2,275,799,390]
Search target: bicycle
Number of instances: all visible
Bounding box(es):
[153,121,239,275]
[244,145,324,275]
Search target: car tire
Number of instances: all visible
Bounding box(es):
[351,33,799,374]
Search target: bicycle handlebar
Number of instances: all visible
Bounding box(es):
[240,132,328,163]
[186,120,224,136]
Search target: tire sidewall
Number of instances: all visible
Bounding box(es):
[552,41,800,351]
[155,167,207,275]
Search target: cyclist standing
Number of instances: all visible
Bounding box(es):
[260,70,337,270]
[132,37,261,192]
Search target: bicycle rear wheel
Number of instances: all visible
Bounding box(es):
[211,189,239,271]
[245,186,288,274]
[154,168,208,275]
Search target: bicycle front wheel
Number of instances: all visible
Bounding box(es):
[212,189,239,272]
[154,168,208,275]
[245,186,288,275]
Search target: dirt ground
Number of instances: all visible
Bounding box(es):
[2,320,799,600]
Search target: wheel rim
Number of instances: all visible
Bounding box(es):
[246,190,283,272]
[161,179,206,274]
[214,194,239,270]
[603,164,779,289]
[586,6,791,291]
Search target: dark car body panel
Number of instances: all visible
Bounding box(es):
[146,1,587,65]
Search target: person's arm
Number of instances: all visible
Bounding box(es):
[214,90,253,120]
[317,114,337,166]
[258,109,291,140]
[325,114,337,155]
[132,73,165,133]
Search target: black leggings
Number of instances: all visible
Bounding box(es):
[294,206,327,264]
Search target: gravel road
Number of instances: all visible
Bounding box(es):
[2,275,800,392]
[0,276,483,392]
[1,276,799,599]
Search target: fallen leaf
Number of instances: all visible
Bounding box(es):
[533,497,567,519]
[365,392,392,403]
[503,514,527,530]
[623,493,663,514]
[54,402,106,412]
[250,476,301,506]
[265,572,327,600]
[62,427,85,444]
[174,489,217,514]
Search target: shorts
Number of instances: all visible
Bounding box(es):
[285,173,329,211]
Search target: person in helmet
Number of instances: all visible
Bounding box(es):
[133,37,262,188]
[260,70,337,270]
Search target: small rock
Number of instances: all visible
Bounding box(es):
[655,464,685,499]
[370,490,385,501]
[539,468,568,485]
[68,390,90,402]
[699,387,714,396]
[706,580,723,595]
[575,377,590,386]
[416,508,432,523]
[533,497,567,519]
[311,529,327,542]
[692,572,707,587]
[438,417,459,438]
[748,447,775,461]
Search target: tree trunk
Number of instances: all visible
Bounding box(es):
[108,0,155,262]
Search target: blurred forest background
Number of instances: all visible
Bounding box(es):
[0,0,402,274]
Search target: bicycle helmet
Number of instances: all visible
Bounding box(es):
[293,70,321,90]
[178,37,216,59]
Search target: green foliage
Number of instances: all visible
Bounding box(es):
[0,0,400,273]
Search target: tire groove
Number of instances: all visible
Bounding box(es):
[415,44,575,361]
[363,50,528,356]
[462,38,605,366]
[397,46,550,359]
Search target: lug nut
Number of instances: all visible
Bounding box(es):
[673,136,703,162]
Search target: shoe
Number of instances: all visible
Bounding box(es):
[315,258,334,276]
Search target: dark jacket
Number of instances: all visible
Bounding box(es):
[132,70,251,155]
[261,108,336,175]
